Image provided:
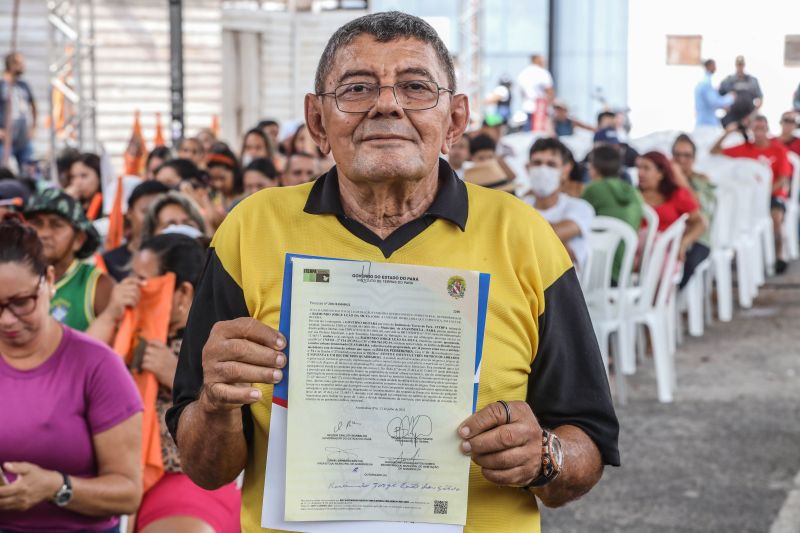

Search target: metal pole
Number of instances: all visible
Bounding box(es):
[547,0,556,86]
[87,0,97,152]
[74,0,84,148]
[1,0,22,167]
[169,0,185,145]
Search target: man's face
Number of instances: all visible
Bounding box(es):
[306,35,468,187]
[282,156,316,186]
[448,136,469,168]
[752,120,769,143]
[9,54,24,76]
[707,61,716,74]
[529,149,565,180]
[27,213,84,265]
[780,114,796,136]
[672,141,695,176]
[553,106,568,120]
[598,116,615,130]
[129,194,160,241]
[736,61,745,76]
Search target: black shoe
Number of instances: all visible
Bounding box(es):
[775,259,788,274]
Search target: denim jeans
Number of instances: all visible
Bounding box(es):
[0,140,33,172]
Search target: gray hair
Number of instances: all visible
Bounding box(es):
[314,11,456,94]
[141,191,208,244]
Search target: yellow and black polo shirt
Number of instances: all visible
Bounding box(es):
[167,160,619,533]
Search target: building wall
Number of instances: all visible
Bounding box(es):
[627,0,800,137]
[0,0,222,174]
[551,0,629,126]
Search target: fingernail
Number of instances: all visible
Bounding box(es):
[461,441,471,454]
[249,389,261,399]
[273,369,283,382]
[275,336,286,349]
[276,354,286,367]
[459,426,470,437]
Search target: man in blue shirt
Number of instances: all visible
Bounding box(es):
[695,59,734,127]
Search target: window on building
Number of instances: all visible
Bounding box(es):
[666,35,702,66]
[785,35,800,66]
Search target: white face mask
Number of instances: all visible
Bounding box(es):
[527,165,562,197]
[242,154,254,167]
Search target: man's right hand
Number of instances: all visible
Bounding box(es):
[199,317,286,413]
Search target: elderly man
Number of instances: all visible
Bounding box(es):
[167,12,618,533]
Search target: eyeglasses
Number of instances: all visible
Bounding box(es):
[317,80,453,113]
[672,151,694,159]
[0,276,44,318]
[780,118,796,124]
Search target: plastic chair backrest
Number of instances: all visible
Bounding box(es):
[639,204,660,278]
[581,230,621,315]
[788,152,800,206]
[637,215,687,312]
[590,216,639,291]
[710,186,736,250]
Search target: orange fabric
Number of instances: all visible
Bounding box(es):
[124,111,147,177]
[112,273,176,494]
[211,114,220,136]
[153,112,166,148]
[93,252,107,274]
[105,176,124,249]
[85,192,103,221]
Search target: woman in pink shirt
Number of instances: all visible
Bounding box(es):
[637,151,708,289]
[0,219,143,533]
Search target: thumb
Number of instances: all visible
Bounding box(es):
[3,462,32,475]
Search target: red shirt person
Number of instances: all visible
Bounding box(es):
[711,115,791,273]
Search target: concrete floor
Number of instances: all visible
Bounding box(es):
[540,260,800,532]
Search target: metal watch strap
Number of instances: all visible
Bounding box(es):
[53,473,72,507]
[525,429,561,489]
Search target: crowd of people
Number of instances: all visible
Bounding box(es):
[0,13,798,533]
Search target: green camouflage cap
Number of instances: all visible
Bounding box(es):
[24,188,101,259]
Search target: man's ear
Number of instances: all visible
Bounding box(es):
[441,94,470,155]
[305,93,331,155]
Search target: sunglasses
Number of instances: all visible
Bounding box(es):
[0,276,44,318]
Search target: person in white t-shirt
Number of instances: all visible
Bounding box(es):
[523,137,595,270]
[517,54,554,131]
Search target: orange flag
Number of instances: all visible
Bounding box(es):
[105,176,124,250]
[153,112,166,147]
[112,273,176,494]
[211,114,220,136]
[85,192,103,221]
[124,111,147,177]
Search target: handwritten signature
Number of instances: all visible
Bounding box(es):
[378,447,422,467]
[332,419,362,433]
[329,480,461,492]
[386,415,432,446]
[325,447,360,462]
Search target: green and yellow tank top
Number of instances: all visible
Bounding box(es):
[51,260,102,331]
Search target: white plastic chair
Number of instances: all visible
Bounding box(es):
[706,186,737,322]
[627,215,687,403]
[639,204,660,278]
[784,152,800,261]
[584,217,639,403]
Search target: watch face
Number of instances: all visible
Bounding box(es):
[551,435,564,468]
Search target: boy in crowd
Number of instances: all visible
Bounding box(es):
[525,137,595,270]
[582,145,644,281]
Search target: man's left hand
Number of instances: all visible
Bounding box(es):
[0,462,61,512]
[458,401,543,487]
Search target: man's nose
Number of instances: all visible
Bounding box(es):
[370,86,404,117]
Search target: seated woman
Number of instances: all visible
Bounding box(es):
[637,151,708,289]
[64,153,104,220]
[0,219,142,532]
[243,157,279,196]
[671,134,715,251]
[129,233,241,533]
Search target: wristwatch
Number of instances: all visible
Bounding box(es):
[52,473,73,507]
[526,429,564,488]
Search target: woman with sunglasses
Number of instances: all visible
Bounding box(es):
[0,219,143,533]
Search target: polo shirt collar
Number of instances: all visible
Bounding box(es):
[304,158,468,231]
